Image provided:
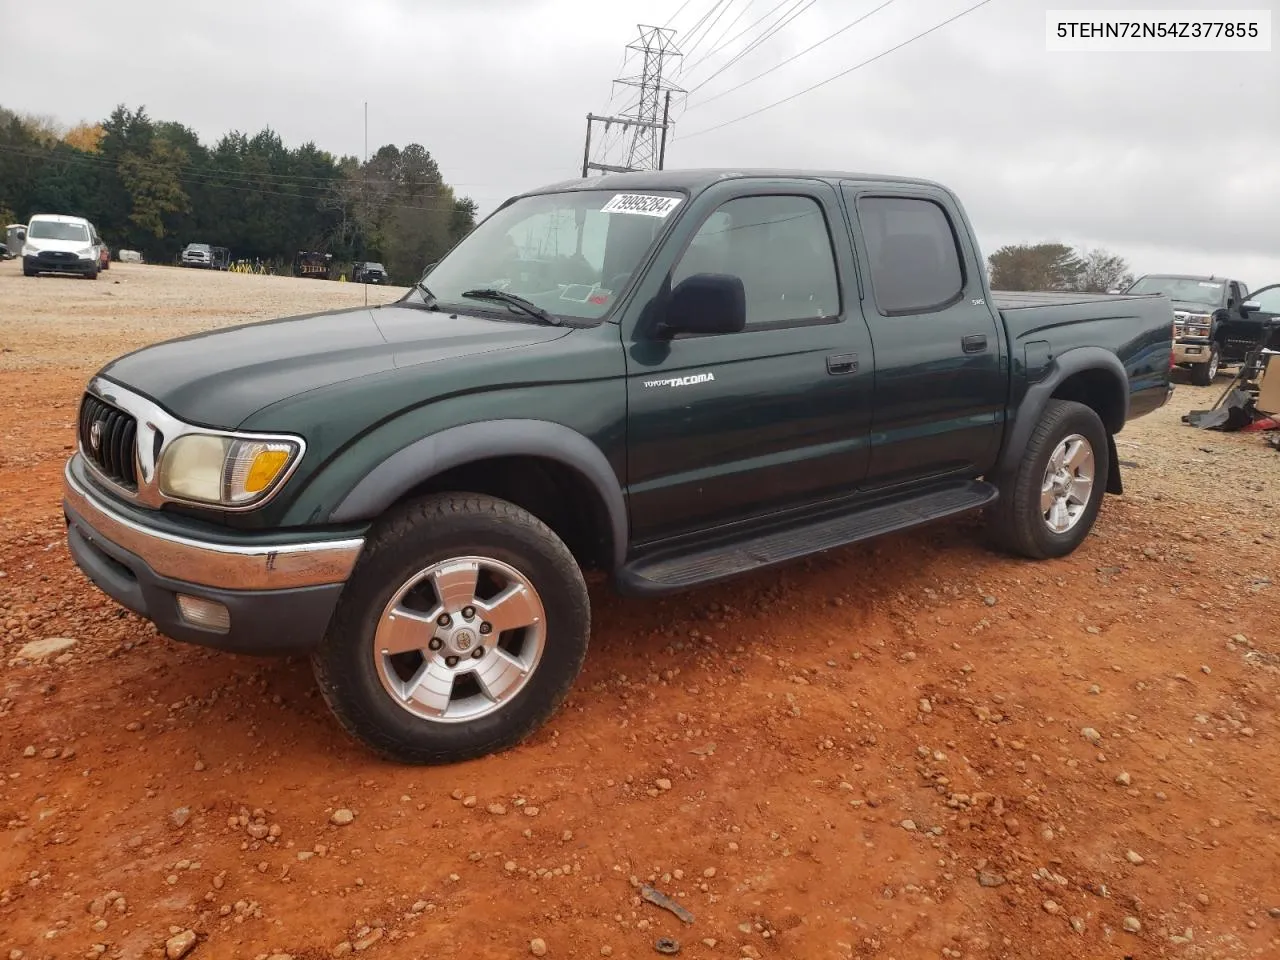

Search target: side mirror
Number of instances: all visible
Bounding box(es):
[660,273,746,338]
[1242,300,1261,313]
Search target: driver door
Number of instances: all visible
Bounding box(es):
[1246,284,1280,344]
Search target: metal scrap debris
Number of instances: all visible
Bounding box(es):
[654,937,681,955]
[640,885,695,924]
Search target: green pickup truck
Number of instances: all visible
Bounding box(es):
[63,169,1174,764]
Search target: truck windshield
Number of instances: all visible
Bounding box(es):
[420,189,684,321]
[1127,276,1223,307]
[186,244,211,253]
[29,221,89,242]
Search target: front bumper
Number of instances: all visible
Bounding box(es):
[1173,339,1213,364]
[25,254,96,275]
[62,457,365,654]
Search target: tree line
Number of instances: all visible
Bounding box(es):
[0,104,479,285]
[987,242,1136,294]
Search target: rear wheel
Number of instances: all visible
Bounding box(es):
[312,493,590,764]
[1190,345,1219,385]
[988,399,1109,560]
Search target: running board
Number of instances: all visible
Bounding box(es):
[617,480,999,596]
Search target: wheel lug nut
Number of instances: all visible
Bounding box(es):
[479,622,492,635]
[428,638,443,651]
[436,613,451,627]
[445,655,459,668]
[462,605,476,619]
[470,647,484,659]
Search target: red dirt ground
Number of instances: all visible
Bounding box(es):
[2,262,1278,960]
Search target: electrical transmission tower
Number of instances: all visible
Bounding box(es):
[581,25,683,176]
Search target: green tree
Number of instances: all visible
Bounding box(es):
[987,243,1084,291]
[119,138,189,238]
[1075,247,1134,293]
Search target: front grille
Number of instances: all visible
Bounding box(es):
[78,394,138,488]
[38,251,77,262]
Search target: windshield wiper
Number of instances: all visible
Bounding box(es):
[461,288,561,326]
[413,280,441,310]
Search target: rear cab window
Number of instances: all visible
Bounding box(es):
[854,196,966,315]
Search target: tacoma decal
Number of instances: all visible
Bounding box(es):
[643,372,716,388]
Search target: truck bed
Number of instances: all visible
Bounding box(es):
[993,290,1160,310]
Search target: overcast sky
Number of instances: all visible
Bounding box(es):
[7,0,1277,286]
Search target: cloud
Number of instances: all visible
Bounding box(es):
[5,0,1277,284]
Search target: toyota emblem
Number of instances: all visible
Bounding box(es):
[89,420,103,452]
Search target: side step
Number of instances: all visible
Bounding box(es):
[617,480,998,596]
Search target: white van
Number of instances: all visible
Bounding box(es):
[23,214,102,279]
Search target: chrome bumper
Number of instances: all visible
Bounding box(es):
[63,458,364,591]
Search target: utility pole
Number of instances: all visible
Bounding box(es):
[582,25,683,176]
[658,90,672,170]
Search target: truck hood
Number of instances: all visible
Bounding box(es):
[98,304,570,427]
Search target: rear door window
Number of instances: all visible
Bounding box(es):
[856,196,965,315]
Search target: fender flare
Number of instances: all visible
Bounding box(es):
[997,346,1129,480]
[328,419,628,568]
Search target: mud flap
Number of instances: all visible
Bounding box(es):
[1106,435,1123,494]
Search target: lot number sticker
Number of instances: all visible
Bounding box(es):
[601,194,683,217]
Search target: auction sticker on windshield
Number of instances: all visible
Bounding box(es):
[601,194,683,217]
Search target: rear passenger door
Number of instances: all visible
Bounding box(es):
[840,185,1006,488]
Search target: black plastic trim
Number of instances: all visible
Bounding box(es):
[997,346,1129,477]
[329,419,628,568]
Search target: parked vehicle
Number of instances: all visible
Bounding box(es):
[95,228,110,272]
[1240,284,1280,348]
[0,242,7,259]
[62,169,1174,765]
[5,224,26,257]
[1124,274,1256,385]
[23,214,100,279]
[180,243,214,268]
[294,250,333,279]
[352,261,389,284]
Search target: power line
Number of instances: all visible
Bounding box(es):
[663,0,697,27]
[680,0,759,74]
[677,0,733,68]
[682,0,800,78]
[683,0,741,61]
[688,0,900,107]
[676,0,995,141]
[688,0,816,93]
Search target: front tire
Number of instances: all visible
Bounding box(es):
[1190,346,1219,385]
[988,399,1109,560]
[312,493,591,764]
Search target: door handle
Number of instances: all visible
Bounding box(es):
[826,353,858,375]
[962,334,988,353]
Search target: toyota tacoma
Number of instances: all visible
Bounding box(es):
[63,169,1175,764]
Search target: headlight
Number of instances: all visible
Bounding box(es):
[158,434,301,506]
[23,242,40,255]
[78,246,95,259]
